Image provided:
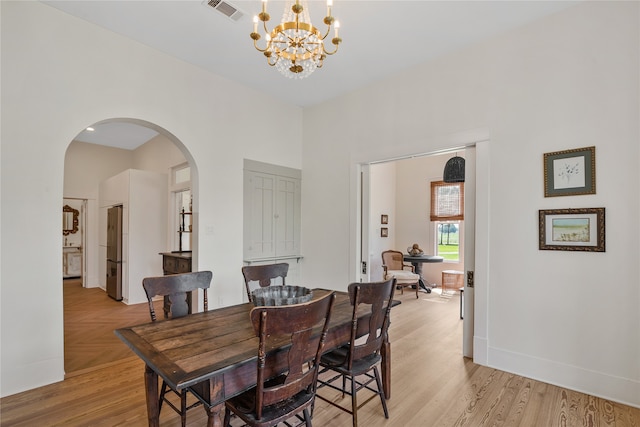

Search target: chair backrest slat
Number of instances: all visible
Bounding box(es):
[346,279,395,368]
[250,292,335,420]
[242,263,289,302]
[142,271,213,321]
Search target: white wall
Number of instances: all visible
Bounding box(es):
[302,1,639,407]
[1,1,302,396]
[132,134,187,174]
[369,162,397,281]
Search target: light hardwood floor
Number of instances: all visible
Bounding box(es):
[63,279,156,374]
[1,281,638,426]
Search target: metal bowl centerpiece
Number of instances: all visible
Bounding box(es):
[251,286,313,306]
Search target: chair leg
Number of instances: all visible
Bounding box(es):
[373,366,389,419]
[223,407,231,426]
[351,375,358,427]
[415,282,419,298]
[180,390,187,427]
[158,381,168,412]
[303,408,312,426]
[342,374,347,398]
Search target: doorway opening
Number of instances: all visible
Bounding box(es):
[363,151,467,287]
[356,143,483,360]
[62,118,199,376]
[62,198,87,284]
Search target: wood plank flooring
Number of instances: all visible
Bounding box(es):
[2,282,638,426]
[63,279,159,375]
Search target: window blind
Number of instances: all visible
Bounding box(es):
[430,181,464,221]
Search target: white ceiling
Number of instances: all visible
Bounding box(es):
[75,122,159,150]
[46,0,580,149]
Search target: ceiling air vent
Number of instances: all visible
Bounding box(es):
[205,0,244,21]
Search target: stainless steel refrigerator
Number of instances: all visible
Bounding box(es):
[106,205,123,301]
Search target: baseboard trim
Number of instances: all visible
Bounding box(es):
[487,346,640,408]
[473,336,488,366]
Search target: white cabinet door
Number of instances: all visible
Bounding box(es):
[243,163,301,261]
[244,170,276,260]
[275,176,301,257]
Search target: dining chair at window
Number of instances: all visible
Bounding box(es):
[142,270,213,427]
[315,278,396,427]
[223,292,336,427]
[241,262,289,302]
[381,250,420,298]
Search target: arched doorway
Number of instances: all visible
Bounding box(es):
[62,118,200,375]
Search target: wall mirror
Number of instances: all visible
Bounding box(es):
[63,204,79,235]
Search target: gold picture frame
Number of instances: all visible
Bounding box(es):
[538,207,605,252]
[544,146,596,197]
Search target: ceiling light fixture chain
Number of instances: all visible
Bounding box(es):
[250,0,342,79]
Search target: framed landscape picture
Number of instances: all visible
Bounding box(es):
[544,146,595,197]
[539,207,605,252]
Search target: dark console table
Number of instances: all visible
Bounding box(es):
[159,251,192,275]
[159,251,193,315]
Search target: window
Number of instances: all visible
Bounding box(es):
[174,165,191,185]
[436,222,461,261]
[171,163,192,251]
[431,181,464,261]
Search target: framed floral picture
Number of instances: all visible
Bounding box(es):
[380,227,388,238]
[539,207,605,252]
[381,214,388,224]
[544,146,595,197]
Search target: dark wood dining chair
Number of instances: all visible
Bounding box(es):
[315,278,396,427]
[241,262,289,302]
[142,270,213,427]
[223,292,336,427]
[382,250,420,298]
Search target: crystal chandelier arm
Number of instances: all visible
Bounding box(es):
[322,41,340,55]
[318,15,335,40]
[251,16,275,54]
[322,19,341,55]
[251,38,269,53]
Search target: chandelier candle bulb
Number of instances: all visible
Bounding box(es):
[335,20,340,38]
[262,0,267,14]
[253,16,258,33]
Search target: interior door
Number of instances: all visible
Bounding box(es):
[359,164,371,282]
[462,147,476,358]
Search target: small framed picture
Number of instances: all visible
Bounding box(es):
[381,214,388,224]
[544,146,595,197]
[380,227,388,237]
[539,207,605,252]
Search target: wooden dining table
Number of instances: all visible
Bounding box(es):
[115,289,399,427]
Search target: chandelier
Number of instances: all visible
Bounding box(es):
[250,0,342,79]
